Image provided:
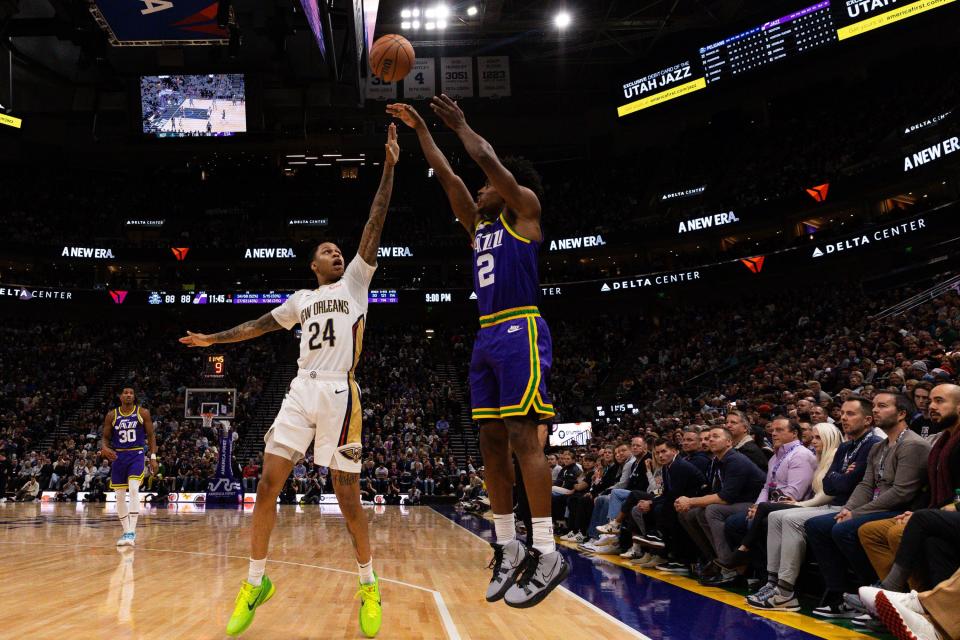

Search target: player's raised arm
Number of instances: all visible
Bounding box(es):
[430,94,541,222]
[386,102,478,235]
[357,123,399,266]
[179,310,283,347]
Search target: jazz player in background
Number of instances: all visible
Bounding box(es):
[388,99,569,607]
[179,124,399,638]
[100,387,158,547]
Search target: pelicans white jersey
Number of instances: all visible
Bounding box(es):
[270,255,375,374]
[264,255,375,471]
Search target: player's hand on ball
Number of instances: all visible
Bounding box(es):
[385,123,400,166]
[385,103,425,130]
[430,94,466,131]
[101,447,118,462]
[179,331,214,348]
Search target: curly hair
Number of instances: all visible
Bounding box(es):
[500,156,544,200]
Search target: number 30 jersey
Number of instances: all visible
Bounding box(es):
[271,255,376,374]
[111,406,146,449]
[473,213,542,318]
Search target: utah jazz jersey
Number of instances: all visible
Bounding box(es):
[473,213,541,319]
[469,212,555,422]
[110,405,146,449]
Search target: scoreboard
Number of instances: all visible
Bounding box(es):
[700,1,835,84]
[617,0,954,117]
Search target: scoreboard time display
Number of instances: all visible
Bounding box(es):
[617,0,953,117]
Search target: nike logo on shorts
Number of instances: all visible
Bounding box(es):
[335,389,347,394]
[507,325,521,334]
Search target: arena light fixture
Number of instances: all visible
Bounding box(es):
[467,6,478,16]
[425,21,435,29]
[435,5,450,19]
[554,11,572,29]
[401,21,411,29]
[322,153,341,157]
[401,9,411,18]
[285,154,305,158]
[437,19,447,29]
[411,8,420,17]
[412,20,421,29]
[425,7,435,18]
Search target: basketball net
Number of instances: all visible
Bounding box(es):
[201,412,214,429]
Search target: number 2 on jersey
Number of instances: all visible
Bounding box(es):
[308,318,337,350]
[477,253,495,288]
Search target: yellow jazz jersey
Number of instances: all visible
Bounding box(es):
[271,255,376,373]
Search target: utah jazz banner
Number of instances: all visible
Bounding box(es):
[207,423,243,505]
[90,0,229,46]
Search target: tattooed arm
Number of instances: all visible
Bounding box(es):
[179,311,283,347]
[357,123,399,266]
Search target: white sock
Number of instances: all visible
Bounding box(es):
[247,557,267,587]
[531,517,556,555]
[128,478,140,533]
[492,513,516,544]
[358,558,375,585]
[116,489,130,533]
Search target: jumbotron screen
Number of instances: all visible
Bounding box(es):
[140,74,247,138]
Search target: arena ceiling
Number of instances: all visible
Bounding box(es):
[0,0,798,96]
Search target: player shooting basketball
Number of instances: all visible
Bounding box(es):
[178,124,400,638]
[388,98,569,608]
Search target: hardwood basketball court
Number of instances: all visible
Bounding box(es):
[0,502,633,639]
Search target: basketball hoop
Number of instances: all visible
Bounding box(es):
[201,413,214,429]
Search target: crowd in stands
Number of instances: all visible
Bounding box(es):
[0,316,488,504]
[537,287,960,639]
[0,322,280,502]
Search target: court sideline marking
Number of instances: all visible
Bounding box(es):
[431,508,652,640]
[0,539,461,640]
[433,508,871,640]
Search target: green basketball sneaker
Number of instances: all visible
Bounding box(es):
[226,575,276,637]
[355,572,382,638]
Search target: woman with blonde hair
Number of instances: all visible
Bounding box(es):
[727,421,836,566]
[747,423,843,610]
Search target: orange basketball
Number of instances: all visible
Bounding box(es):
[370,34,415,83]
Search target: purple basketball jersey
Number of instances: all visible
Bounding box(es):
[469,213,555,421]
[110,406,145,450]
[473,213,541,317]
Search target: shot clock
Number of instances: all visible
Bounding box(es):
[204,354,227,379]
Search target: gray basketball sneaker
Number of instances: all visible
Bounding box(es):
[503,548,570,609]
[486,540,527,602]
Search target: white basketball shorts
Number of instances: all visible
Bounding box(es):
[264,370,363,473]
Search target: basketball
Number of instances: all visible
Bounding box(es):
[370,34,415,83]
